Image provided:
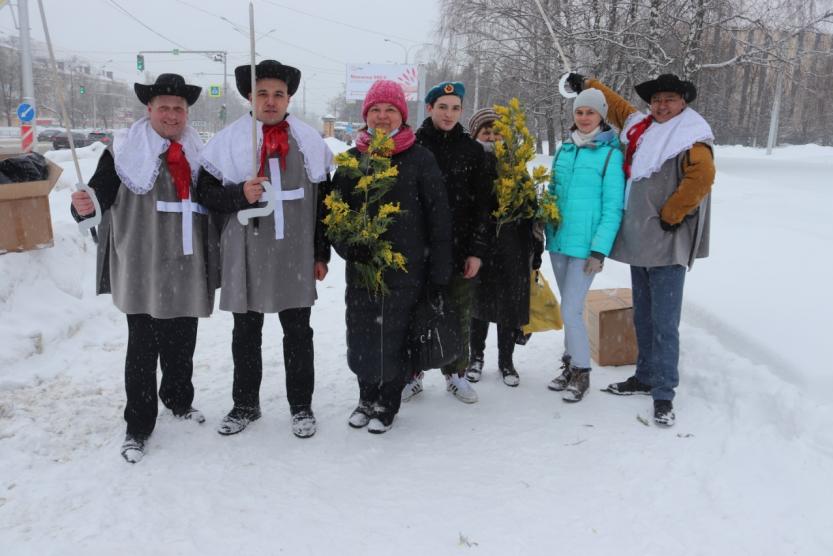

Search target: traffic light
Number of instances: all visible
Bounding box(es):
[79,85,86,95]
[136,54,145,71]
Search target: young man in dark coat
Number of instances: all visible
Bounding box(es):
[197,60,333,439]
[70,74,217,463]
[401,81,491,405]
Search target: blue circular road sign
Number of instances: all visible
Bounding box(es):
[17,103,35,122]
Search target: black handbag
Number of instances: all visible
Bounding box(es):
[407,287,462,371]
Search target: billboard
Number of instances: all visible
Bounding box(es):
[345,64,419,101]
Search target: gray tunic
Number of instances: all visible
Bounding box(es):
[610,149,711,269]
[98,160,219,318]
[218,134,318,314]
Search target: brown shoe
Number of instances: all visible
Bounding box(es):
[562,367,590,402]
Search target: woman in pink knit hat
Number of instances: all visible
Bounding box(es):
[328,80,453,433]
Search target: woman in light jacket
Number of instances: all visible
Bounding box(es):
[546,88,624,402]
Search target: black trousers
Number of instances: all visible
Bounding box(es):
[358,372,410,416]
[231,308,314,413]
[124,314,198,437]
[470,318,516,369]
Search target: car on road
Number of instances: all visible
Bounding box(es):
[87,130,113,146]
[37,128,63,142]
[52,131,90,150]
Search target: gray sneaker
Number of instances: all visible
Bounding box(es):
[465,356,484,383]
[654,400,675,427]
[217,406,262,436]
[120,433,147,464]
[291,409,317,438]
[548,355,572,391]
[401,372,424,402]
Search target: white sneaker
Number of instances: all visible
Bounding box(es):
[446,374,479,404]
[401,372,424,402]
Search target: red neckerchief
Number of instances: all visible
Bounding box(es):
[259,120,290,176]
[166,141,191,200]
[624,115,653,179]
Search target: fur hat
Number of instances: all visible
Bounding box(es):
[573,88,608,120]
[134,73,201,106]
[425,81,465,105]
[362,80,408,123]
[235,60,301,98]
[634,74,697,103]
[468,108,498,137]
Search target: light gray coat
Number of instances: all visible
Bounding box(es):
[610,149,711,269]
[97,162,220,318]
[217,134,319,314]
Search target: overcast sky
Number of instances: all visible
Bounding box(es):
[0,0,441,115]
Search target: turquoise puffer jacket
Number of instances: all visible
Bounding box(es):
[545,129,625,258]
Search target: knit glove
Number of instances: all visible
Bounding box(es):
[566,73,586,94]
[583,252,604,275]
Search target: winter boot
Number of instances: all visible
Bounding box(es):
[562,367,590,402]
[547,355,572,392]
[348,400,374,429]
[446,374,479,404]
[217,406,262,436]
[653,400,675,427]
[367,404,395,434]
[604,375,652,396]
[465,355,485,383]
[499,365,520,387]
[120,433,147,464]
[401,371,424,402]
[173,406,205,424]
[291,408,317,438]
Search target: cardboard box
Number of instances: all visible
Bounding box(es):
[583,288,638,366]
[0,153,63,254]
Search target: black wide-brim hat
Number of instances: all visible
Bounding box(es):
[634,74,697,104]
[134,73,202,106]
[235,60,301,98]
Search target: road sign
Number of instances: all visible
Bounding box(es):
[208,85,222,98]
[20,124,34,153]
[17,102,35,122]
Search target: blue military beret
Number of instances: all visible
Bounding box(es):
[425,81,466,105]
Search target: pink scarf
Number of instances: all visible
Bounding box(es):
[356,125,416,155]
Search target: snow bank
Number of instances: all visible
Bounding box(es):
[43,142,108,191]
[324,136,350,155]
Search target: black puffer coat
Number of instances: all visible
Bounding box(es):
[329,143,453,290]
[329,141,453,387]
[472,149,544,328]
[415,119,491,272]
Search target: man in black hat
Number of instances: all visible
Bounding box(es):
[564,73,716,427]
[70,74,218,463]
[198,60,333,439]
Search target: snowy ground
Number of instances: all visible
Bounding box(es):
[1,144,832,555]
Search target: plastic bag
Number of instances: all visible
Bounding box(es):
[0,152,49,183]
[522,270,563,334]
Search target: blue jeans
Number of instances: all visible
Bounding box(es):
[631,265,686,401]
[550,253,596,369]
